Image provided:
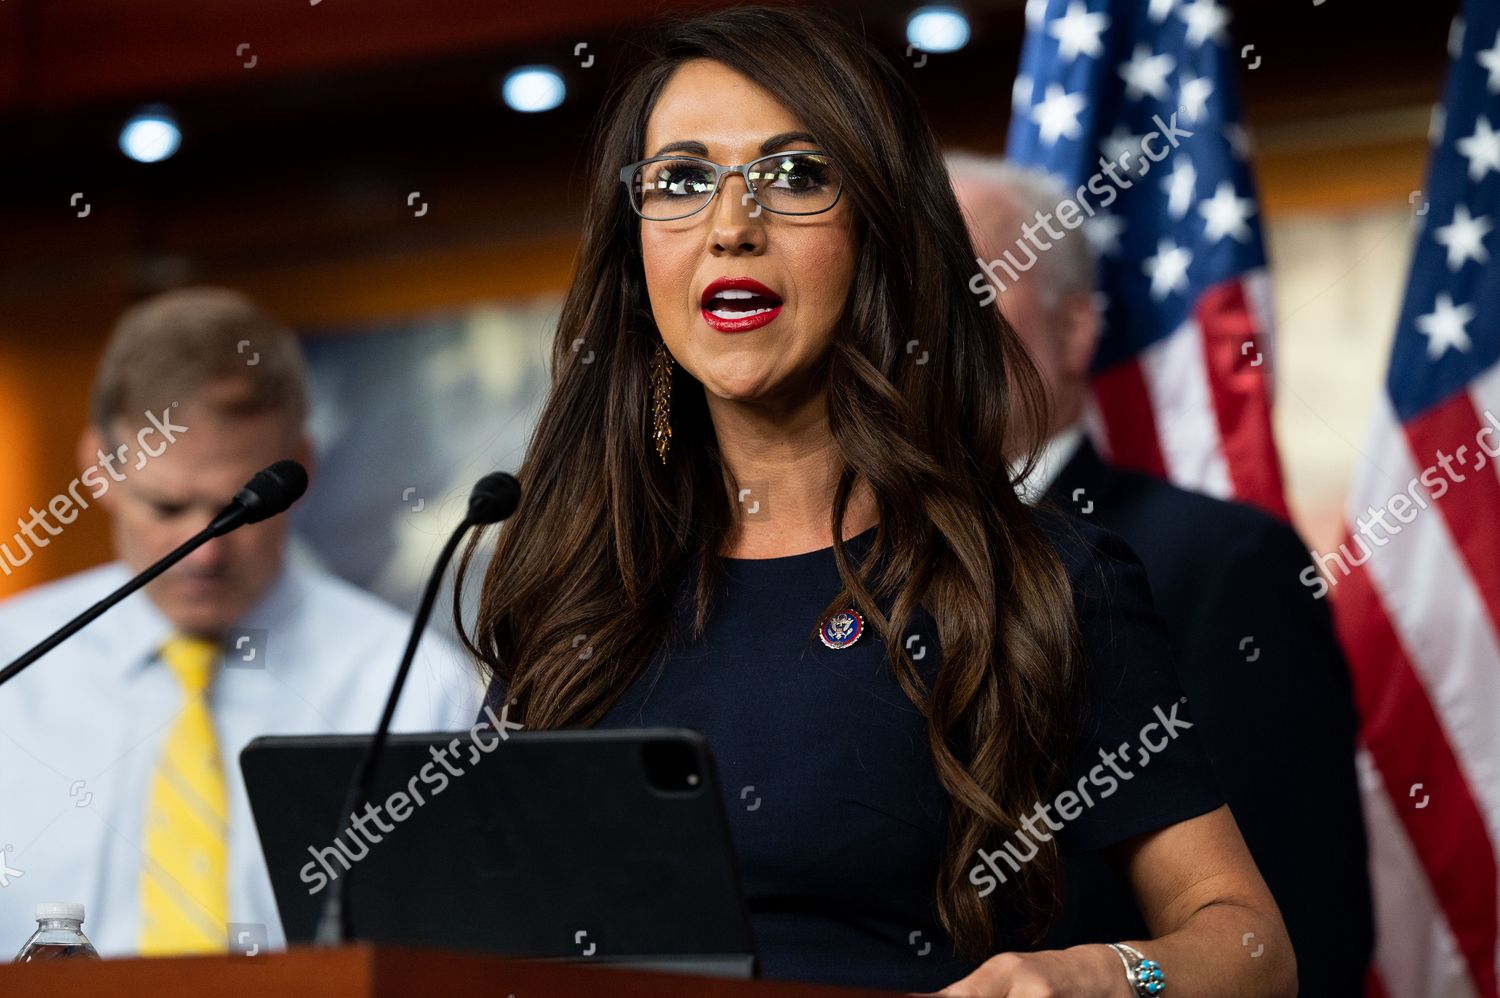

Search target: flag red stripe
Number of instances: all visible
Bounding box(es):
[1402,393,1500,638]
[1089,358,1168,478]
[1336,560,1500,998]
[1196,279,1290,520]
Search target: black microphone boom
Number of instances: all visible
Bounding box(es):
[313,471,520,945]
[0,460,310,689]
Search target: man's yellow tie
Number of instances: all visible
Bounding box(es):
[139,634,229,954]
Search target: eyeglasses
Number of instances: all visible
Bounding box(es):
[619,151,843,221]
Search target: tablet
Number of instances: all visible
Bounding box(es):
[240,727,755,978]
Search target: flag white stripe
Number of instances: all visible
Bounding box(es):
[1471,365,1500,493]
[1138,320,1234,497]
[1081,392,1109,461]
[1241,268,1278,400]
[1359,750,1482,998]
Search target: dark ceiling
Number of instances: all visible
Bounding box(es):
[0,0,1456,301]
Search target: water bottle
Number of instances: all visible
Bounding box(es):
[14,901,100,962]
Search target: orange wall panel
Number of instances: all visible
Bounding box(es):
[0,319,115,599]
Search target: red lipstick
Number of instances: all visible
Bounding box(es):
[700,277,783,333]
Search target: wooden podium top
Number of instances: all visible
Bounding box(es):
[0,944,909,997]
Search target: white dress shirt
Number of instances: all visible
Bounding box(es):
[0,556,481,956]
[1011,424,1086,505]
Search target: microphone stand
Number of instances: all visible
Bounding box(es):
[312,472,515,946]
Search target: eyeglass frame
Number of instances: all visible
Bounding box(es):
[618,150,844,221]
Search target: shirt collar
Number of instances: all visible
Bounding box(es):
[100,556,309,677]
[90,563,175,678]
[1011,424,1085,506]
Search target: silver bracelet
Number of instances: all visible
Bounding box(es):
[1107,942,1165,996]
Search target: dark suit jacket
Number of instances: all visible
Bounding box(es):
[1044,438,1373,997]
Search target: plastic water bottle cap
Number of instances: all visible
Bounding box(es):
[36,901,85,922]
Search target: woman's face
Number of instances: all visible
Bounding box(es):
[639,59,857,408]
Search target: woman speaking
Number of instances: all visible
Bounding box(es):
[463,7,1294,996]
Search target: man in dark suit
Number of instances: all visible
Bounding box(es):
[950,154,1374,996]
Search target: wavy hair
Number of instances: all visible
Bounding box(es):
[459,4,1082,956]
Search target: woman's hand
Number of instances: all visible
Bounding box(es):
[923,944,1132,998]
[927,807,1294,997]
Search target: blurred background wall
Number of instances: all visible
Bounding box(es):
[0,0,1452,612]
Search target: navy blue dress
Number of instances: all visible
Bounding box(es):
[482,514,1221,992]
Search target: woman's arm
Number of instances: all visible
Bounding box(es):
[933,805,1295,997]
[1105,804,1295,996]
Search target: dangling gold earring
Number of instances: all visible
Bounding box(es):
[650,340,673,464]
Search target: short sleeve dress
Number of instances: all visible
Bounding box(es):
[480,513,1222,993]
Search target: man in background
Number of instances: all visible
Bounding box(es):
[0,287,479,956]
[950,156,1373,996]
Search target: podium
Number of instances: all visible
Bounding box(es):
[0,944,906,997]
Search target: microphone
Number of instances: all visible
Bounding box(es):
[0,460,310,689]
[313,471,521,946]
[464,471,522,526]
[207,460,309,535]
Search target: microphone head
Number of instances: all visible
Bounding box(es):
[234,460,309,525]
[467,472,521,524]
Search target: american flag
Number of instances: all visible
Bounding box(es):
[1338,1,1500,994]
[1005,0,1288,518]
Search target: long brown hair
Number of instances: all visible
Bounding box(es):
[459,4,1082,956]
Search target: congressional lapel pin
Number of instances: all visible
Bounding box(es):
[818,607,865,650]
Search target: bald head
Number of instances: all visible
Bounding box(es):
[947,154,1101,437]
